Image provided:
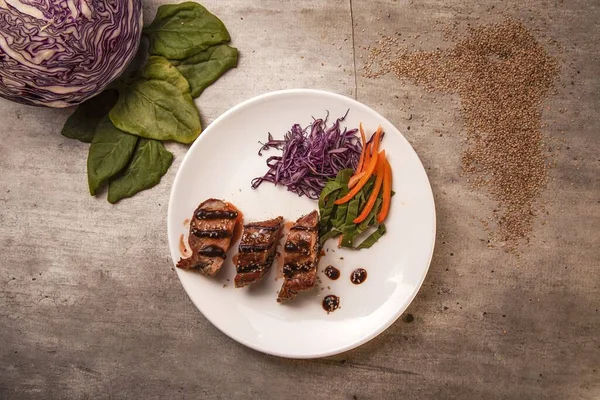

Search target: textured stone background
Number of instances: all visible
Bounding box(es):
[0,0,598,399]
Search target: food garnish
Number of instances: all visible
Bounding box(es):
[252,112,362,200]
[377,158,392,223]
[318,125,392,250]
[354,151,386,224]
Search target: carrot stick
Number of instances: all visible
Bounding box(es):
[371,126,383,156]
[361,142,372,173]
[354,152,386,224]
[376,158,392,223]
[335,149,385,205]
[348,171,365,189]
[354,123,367,174]
[360,126,380,174]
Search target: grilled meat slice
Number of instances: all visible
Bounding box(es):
[234,216,283,288]
[177,199,239,276]
[277,210,320,302]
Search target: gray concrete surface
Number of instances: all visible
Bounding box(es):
[1,0,598,399]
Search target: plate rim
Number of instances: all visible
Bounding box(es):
[167,88,437,359]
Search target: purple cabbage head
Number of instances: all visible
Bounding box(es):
[0,0,142,108]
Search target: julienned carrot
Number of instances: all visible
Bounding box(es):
[361,126,381,173]
[362,142,372,173]
[354,123,367,174]
[371,126,383,156]
[354,152,385,224]
[335,149,385,205]
[348,171,365,189]
[376,158,392,223]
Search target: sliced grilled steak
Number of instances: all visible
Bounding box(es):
[234,216,283,288]
[176,199,240,276]
[277,210,320,302]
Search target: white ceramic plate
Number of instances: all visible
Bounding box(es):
[167,89,435,359]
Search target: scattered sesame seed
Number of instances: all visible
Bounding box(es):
[364,18,559,247]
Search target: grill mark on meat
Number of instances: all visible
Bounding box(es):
[278,210,321,302]
[234,217,283,288]
[176,199,240,276]
[191,228,232,239]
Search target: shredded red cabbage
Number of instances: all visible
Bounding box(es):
[251,111,362,200]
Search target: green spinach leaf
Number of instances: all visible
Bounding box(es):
[107,139,173,204]
[332,200,348,230]
[357,224,387,249]
[331,174,351,230]
[318,168,388,250]
[340,195,360,248]
[356,197,382,235]
[319,179,342,209]
[62,90,119,143]
[142,56,191,94]
[336,169,354,185]
[87,116,138,195]
[319,192,339,237]
[172,45,238,98]
[319,229,342,247]
[144,2,231,60]
[109,56,202,144]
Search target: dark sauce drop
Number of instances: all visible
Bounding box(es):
[350,268,367,285]
[324,265,340,280]
[322,295,340,313]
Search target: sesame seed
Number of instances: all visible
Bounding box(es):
[364,18,559,247]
